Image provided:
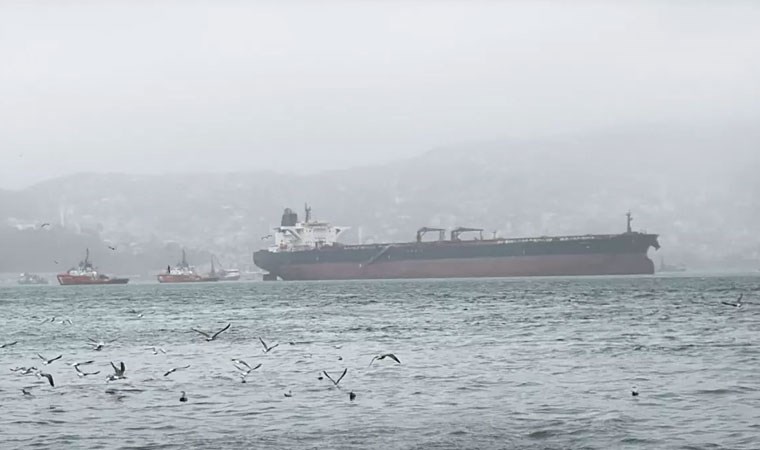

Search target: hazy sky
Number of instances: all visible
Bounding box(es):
[1,1,758,189]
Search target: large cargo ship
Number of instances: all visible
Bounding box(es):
[158,250,219,283]
[253,206,660,281]
[57,249,129,285]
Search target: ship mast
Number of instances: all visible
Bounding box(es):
[626,211,633,233]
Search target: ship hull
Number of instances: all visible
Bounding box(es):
[254,233,659,281]
[57,275,129,285]
[261,253,654,280]
[157,274,219,283]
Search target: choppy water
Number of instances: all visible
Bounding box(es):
[1,275,759,449]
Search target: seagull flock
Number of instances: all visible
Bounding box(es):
[3,320,402,403]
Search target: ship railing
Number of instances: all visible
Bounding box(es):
[269,232,647,252]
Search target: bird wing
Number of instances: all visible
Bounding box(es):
[120,362,126,373]
[269,343,280,351]
[110,361,118,373]
[234,359,252,370]
[212,323,231,340]
[50,355,62,363]
[251,363,262,371]
[368,356,378,367]
[191,328,211,338]
[322,370,336,385]
[164,368,176,377]
[386,353,401,364]
[36,353,46,361]
[1,341,17,348]
[721,301,737,307]
[259,337,268,350]
[42,373,54,387]
[335,368,348,385]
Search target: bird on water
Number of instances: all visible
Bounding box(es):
[180,391,187,402]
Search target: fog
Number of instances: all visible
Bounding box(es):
[2,1,759,189]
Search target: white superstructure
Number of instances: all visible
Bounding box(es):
[270,205,349,252]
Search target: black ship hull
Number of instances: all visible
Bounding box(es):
[254,232,660,281]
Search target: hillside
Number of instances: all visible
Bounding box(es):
[2,127,759,274]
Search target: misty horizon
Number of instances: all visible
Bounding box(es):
[2,1,759,188]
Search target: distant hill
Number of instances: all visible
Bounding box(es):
[2,127,759,273]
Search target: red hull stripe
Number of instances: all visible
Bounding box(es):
[275,253,654,280]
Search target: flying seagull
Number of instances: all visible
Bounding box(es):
[259,337,279,353]
[11,366,38,375]
[349,391,356,401]
[37,372,55,387]
[107,245,117,251]
[180,391,188,402]
[261,234,273,240]
[369,353,401,366]
[150,346,167,355]
[22,387,34,396]
[1,341,17,348]
[40,223,50,229]
[36,353,62,365]
[164,365,191,377]
[284,390,293,398]
[323,368,348,387]
[191,323,231,341]
[632,386,639,397]
[232,360,261,383]
[74,365,100,377]
[106,361,127,381]
[722,293,744,308]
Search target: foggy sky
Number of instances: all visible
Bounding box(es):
[1,1,759,189]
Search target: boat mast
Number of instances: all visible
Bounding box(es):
[626,211,633,233]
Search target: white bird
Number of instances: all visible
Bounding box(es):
[36,353,62,365]
[369,353,401,367]
[74,365,100,377]
[106,361,127,382]
[323,368,347,387]
[88,338,116,351]
[11,366,38,375]
[191,323,231,341]
[722,293,744,308]
[150,346,166,355]
[232,360,262,383]
[164,365,191,377]
[259,337,279,353]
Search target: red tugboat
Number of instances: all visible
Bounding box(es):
[57,249,129,285]
[157,250,219,283]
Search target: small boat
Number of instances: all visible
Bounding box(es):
[18,273,48,285]
[57,249,129,285]
[211,256,241,281]
[158,250,219,283]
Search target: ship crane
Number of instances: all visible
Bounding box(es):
[416,227,446,243]
[451,227,484,241]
